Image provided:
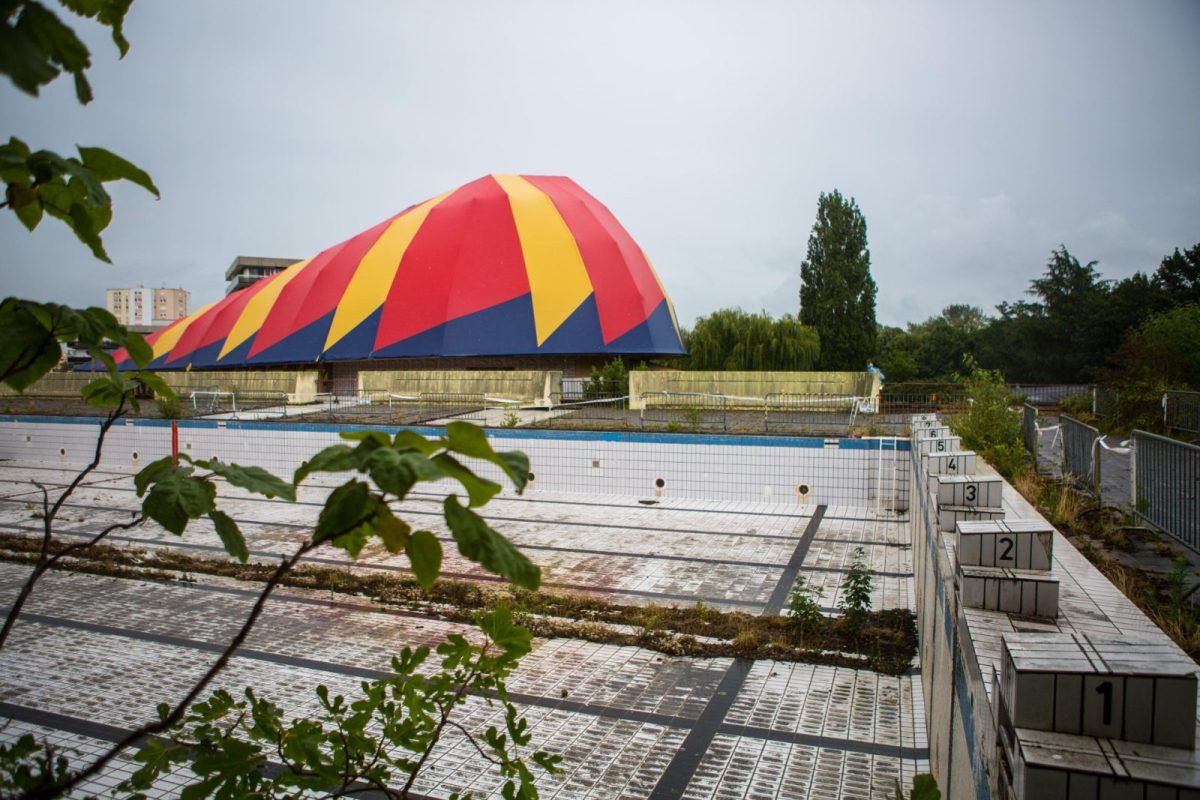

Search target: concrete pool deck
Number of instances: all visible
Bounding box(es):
[0,459,926,799]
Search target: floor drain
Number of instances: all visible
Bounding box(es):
[638,499,659,506]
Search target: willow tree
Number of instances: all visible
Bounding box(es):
[682,309,819,370]
[799,190,877,371]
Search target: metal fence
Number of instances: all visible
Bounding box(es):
[1164,391,1200,438]
[1133,430,1200,551]
[640,392,728,431]
[1061,414,1101,496]
[1008,383,1092,409]
[1022,403,1039,460]
[879,383,969,413]
[763,393,859,432]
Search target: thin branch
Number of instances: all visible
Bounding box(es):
[443,718,501,766]
[0,401,124,650]
[26,538,318,799]
[399,670,479,798]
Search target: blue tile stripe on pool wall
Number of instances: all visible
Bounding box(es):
[0,415,911,451]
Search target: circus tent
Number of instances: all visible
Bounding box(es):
[109,175,685,370]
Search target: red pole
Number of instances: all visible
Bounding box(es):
[171,419,179,466]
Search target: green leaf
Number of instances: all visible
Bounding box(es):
[122,332,153,367]
[209,509,249,563]
[340,429,391,446]
[393,429,440,455]
[134,456,176,496]
[0,24,60,96]
[0,299,63,390]
[294,444,359,485]
[134,370,174,400]
[195,458,296,501]
[478,607,532,657]
[406,530,442,591]
[446,422,530,492]
[910,774,941,800]
[10,188,43,230]
[80,374,131,408]
[79,145,159,196]
[314,480,373,543]
[143,468,216,535]
[443,496,539,590]
[373,504,411,553]
[432,453,501,507]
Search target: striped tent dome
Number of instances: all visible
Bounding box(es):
[115,175,684,370]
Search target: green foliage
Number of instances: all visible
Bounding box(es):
[0,0,133,101]
[894,773,941,800]
[1110,303,1200,390]
[876,305,987,382]
[584,357,629,396]
[787,576,823,636]
[122,607,561,800]
[0,298,160,394]
[0,733,72,795]
[2,2,158,261]
[951,355,1027,478]
[838,546,873,630]
[680,309,819,371]
[799,189,877,371]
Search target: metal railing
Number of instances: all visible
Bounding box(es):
[547,392,629,424]
[640,391,728,431]
[1133,430,1200,551]
[1061,414,1102,496]
[1164,391,1200,438]
[763,393,859,431]
[1008,383,1092,409]
[1022,403,1039,460]
[879,383,969,413]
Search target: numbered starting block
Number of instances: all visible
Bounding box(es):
[924,450,977,476]
[999,632,1197,748]
[957,563,1059,619]
[938,505,1005,532]
[999,726,1200,800]
[918,435,962,456]
[910,413,939,426]
[936,474,1003,507]
[957,520,1053,571]
[913,426,952,441]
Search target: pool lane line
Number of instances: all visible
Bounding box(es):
[0,491,807,543]
[648,508,830,800]
[0,522,774,611]
[3,612,925,761]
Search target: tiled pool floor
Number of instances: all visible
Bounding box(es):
[0,461,926,798]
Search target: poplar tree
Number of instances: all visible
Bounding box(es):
[799,190,878,370]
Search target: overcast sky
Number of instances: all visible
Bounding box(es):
[2,1,1197,329]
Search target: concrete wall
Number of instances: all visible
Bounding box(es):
[0,372,94,397]
[0,370,319,401]
[357,370,560,404]
[628,371,880,410]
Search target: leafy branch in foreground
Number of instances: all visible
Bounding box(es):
[122,608,561,800]
[2,2,159,261]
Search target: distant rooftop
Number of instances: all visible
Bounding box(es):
[225,256,301,294]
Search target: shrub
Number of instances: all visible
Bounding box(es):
[787,576,823,637]
[951,355,1027,478]
[838,547,874,631]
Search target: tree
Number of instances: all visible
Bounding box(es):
[799,190,877,371]
[1154,243,1200,307]
[681,308,819,371]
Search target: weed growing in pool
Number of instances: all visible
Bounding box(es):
[787,576,824,639]
[838,546,874,632]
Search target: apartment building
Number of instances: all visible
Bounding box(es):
[225,256,301,294]
[105,287,190,328]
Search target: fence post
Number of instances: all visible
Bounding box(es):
[1129,436,1137,515]
[171,419,179,466]
[1091,435,1102,497]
